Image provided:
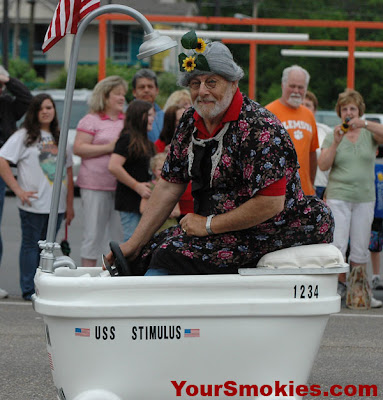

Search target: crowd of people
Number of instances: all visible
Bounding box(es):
[0,32,382,309]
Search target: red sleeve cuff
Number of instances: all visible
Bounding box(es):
[258,176,286,196]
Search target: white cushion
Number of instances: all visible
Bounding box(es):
[256,244,344,269]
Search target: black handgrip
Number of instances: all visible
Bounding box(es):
[102,254,119,277]
[109,241,132,276]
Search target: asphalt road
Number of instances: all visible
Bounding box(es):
[0,194,110,297]
[0,196,383,400]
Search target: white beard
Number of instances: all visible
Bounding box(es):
[287,94,303,108]
[193,85,234,120]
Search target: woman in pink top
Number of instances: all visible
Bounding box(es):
[74,76,127,267]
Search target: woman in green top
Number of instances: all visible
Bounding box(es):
[318,89,383,305]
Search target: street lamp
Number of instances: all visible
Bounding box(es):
[40,5,177,272]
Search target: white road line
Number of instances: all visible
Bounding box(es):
[332,312,383,318]
[1,301,32,306]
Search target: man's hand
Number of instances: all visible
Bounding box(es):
[180,213,209,237]
[104,251,115,268]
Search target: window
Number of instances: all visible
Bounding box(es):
[112,26,144,64]
[112,25,131,63]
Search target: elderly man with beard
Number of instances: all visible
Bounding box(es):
[266,65,319,196]
[105,33,333,276]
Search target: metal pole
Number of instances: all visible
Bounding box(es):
[13,0,21,58]
[27,0,36,67]
[252,0,260,100]
[107,0,112,58]
[347,25,356,89]
[45,5,156,243]
[214,0,221,31]
[2,0,9,69]
[98,16,107,81]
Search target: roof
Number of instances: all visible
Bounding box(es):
[104,0,197,16]
[4,0,197,23]
[40,0,197,17]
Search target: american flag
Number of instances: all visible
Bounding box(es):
[75,327,90,337]
[42,0,100,52]
[184,329,200,338]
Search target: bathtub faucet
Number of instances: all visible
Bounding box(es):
[38,240,77,273]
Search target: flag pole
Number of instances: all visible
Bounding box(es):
[40,5,175,272]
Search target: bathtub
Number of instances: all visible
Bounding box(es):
[33,243,347,400]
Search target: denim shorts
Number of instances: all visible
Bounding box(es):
[369,230,383,252]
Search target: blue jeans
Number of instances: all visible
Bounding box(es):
[0,177,6,265]
[315,186,326,200]
[145,267,170,276]
[19,209,64,298]
[120,211,141,242]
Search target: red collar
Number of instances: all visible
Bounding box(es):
[100,112,125,121]
[193,88,243,139]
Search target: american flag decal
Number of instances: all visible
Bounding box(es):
[48,352,54,371]
[75,328,90,337]
[184,328,200,338]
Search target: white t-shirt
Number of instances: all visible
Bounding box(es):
[315,122,333,188]
[0,128,72,213]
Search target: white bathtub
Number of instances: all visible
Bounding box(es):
[33,244,347,400]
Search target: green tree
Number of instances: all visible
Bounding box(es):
[4,58,42,89]
[187,0,383,112]
[157,71,182,107]
[48,62,179,107]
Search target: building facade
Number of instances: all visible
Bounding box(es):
[1,0,197,81]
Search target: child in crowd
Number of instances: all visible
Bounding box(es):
[108,100,155,241]
[369,146,383,290]
[140,152,180,233]
[155,105,185,153]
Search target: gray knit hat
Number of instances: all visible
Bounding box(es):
[178,31,244,87]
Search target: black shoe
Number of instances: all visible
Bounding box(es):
[109,241,132,276]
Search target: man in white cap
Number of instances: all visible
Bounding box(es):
[0,66,32,298]
[105,31,334,276]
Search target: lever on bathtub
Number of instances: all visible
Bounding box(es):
[38,240,77,273]
[52,256,77,271]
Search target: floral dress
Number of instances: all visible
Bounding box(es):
[138,95,334,275]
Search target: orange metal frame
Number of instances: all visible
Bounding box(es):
[97,15,383,99]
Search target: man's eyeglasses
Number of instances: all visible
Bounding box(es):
[189,78,218,91]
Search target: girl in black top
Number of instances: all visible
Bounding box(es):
[108,100,155,241]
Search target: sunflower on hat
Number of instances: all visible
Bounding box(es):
[178,30,210,73]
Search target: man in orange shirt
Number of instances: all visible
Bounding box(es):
[266,65,319,195]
